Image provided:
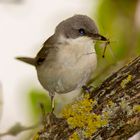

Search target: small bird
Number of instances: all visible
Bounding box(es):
[16,15,107,111]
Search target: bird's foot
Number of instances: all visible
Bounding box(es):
[82,85,94,94]
[40,103,57,128]
[37,106,59,138]
[37,104,66,139]
[45,112,57,126]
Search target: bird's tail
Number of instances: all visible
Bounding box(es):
[16,57,35,66]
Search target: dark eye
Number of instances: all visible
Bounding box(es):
[79,28,85,36]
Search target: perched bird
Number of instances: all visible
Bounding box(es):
[16,15,107,111]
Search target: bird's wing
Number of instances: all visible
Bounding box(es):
[16,35,56,66]
[35,45,52,65]
[16,45,55,66]
[35,35,57,66]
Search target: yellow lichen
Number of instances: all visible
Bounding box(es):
[120,75,132,89]
[133,105,140,113]
[102,111,109,119]
[62,94,108,139]
[108,100,115,107]
[69,132,80,140]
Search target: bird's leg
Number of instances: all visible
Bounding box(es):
[39,102,57,131]
[51,95,55,113]
[39,103,48,128]
[44,95,57,126]
[40,95,56,128]
[82,85,94,94]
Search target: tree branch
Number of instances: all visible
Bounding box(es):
[35,56,140,140]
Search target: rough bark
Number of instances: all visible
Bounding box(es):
[35,56,140,140]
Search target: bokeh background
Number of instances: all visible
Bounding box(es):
[0,0,140,139]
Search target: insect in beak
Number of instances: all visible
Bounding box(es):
[102,38,110,58]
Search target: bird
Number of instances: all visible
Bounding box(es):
[16,15,107,112]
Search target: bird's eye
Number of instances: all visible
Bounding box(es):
[79,28,85,36]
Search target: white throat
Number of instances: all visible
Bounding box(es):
[58,36,96,59]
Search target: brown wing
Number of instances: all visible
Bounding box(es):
[35,35,56,66]
[36,46,50,65]
[16,35,56,66]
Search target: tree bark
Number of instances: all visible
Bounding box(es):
[35,56,140,140]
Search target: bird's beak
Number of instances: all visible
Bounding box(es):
[90,33,107,41]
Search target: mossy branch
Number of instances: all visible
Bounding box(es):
[35,56,140,140]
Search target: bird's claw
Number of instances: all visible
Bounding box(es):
[82,85,94,94]
[40,103,56,128]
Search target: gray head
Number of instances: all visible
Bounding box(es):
[55,15,107,41]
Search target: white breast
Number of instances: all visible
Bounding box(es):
[37,36,97,94]
[55,36,97,93]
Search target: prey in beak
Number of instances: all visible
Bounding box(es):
[89,33,109,58]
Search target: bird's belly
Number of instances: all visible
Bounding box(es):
[57,54,97,93]
[37,53,97,94]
